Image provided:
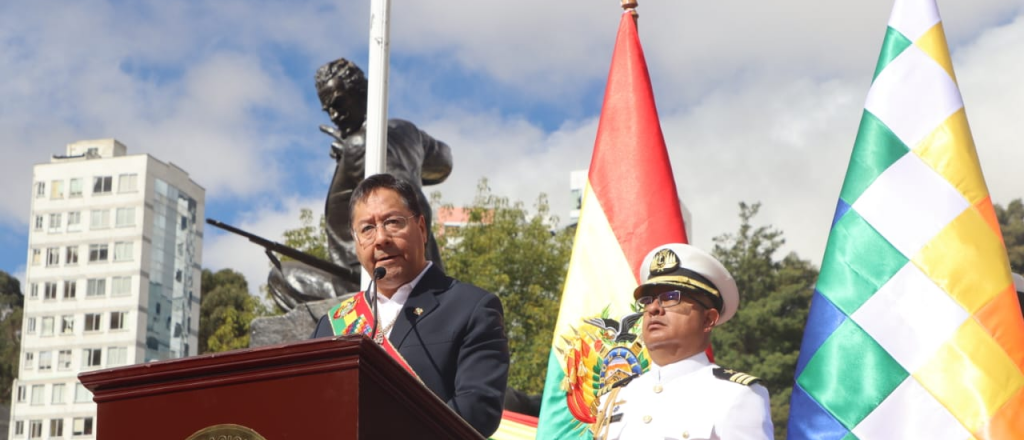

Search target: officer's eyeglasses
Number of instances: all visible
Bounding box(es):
[636,290,709,310]
[354,215,418,245]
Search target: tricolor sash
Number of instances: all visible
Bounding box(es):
[328,292,418,378]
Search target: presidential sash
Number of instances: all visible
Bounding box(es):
[327,292,418,378]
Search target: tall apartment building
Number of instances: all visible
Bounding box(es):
[9,139,204,439]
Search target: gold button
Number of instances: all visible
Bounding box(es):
[683,431,690,439]
[653,384,663,393]
[643,415,652,424]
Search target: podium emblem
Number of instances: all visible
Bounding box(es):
[186,424,267,440]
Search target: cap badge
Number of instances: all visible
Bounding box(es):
[649,249,679,276]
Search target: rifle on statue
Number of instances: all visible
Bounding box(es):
[206,218,359,286]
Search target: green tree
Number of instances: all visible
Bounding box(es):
[199,268,266,353]
[0,270,23,405]
[710,202,818,440]
[282,208,330,260]
[995,198,1024,273]
[433,179,573,395]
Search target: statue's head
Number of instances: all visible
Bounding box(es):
[315,58,368,138]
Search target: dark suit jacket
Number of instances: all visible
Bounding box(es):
[313,265,510,437]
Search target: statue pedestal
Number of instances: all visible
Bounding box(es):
[249,294,353,347]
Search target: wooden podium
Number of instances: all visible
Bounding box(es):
[79,336,484,439]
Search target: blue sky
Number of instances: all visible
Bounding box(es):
[2,0,1022,295]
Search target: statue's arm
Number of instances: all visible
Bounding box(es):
[417,127,453,185]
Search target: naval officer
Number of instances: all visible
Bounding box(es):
[593,243,774,440]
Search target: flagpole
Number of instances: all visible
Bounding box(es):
[621,0,638,21]
[364,0,392,288]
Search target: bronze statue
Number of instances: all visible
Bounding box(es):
[268,58,452,310]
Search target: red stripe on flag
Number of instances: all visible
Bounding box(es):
[588,12,688,282]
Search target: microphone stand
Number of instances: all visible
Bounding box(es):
[369,267,386,342]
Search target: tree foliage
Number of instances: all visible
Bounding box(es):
[995,198,1024,274]
[432,179,573,395]
[0,270,22,405]
[282,208,330,261]
[710,202,818,440]
[199,268,266,353]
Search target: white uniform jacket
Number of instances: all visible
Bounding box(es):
[597,352,773,440]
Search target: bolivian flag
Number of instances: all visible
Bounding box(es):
[535,10,689,439]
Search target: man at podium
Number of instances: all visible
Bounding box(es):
[312,173,510,437]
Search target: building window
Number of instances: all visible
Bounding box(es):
[65,245,79,265]
[13,420,23,436]
[74,383,92,403]
[30,385,44,405]
[50,180,64,199]
[114,241,133,262]
[35,181,45,198]
[44,282,57,299]
[84,313,101,331]
[111,276,131,297]
[86,279,106,297]
[61,315,75,335]
[31,248,41,266]
[29,283,38,298]
[67,211,82,231]
[48,213,62,232]
[82,348,102,368]
[58,350,72,371]
[17,385,27,402]
[88,244,108,262]
[26,317,36,334]
[69,177,83,197]
[110,311,127,330]
[24,351,34,369]
[107,347,127,366]
[92,176,112,194]
[38,351,52,371]
[41,317,54,336]
[118,173,138,193]
[89,209,110,229]
[52,383,66,404]
[50,419,64,436]
[64,280,77,299]
[73,417,94,436]
[29,420,42,438]
[46,247,60,267]
[115,207,136,227]
[33,215,43,230]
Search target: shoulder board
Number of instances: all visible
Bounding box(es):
[712,367,762,386]
[610,373,640,390]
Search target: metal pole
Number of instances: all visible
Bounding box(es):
[621,0,639,22]
[364,0,392,288]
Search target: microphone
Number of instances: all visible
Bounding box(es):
[369,267,387,342]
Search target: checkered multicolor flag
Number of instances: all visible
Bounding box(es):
[788,1,1024,439]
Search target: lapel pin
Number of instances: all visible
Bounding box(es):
[414,307,424,316]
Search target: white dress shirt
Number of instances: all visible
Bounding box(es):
[375,261,432,338]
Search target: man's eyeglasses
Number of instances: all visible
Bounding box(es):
[354,215,418,244]
[636,290,709,310]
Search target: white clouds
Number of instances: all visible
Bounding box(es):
[203,195,323,296]
[955,14,1024,206]
[0,0,1021,282]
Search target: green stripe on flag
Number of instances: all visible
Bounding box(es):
[538,350,590,439]
[841,432,860,440]
[797,319,909,429]
[816,209,907,315]
[838,110,909,205]
[873,27,913,81]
